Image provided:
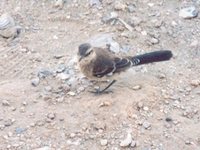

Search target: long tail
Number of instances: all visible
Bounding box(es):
[131,50,173,65]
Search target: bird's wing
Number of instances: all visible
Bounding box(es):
[92,56,115,78]
[113,57,132,73]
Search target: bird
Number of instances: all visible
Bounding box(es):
[77,43,173,94]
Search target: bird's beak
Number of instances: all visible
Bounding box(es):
[79,56,84,61]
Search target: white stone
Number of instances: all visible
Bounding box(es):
[100,139,108,146]
[120,133,132,147]
[179,7,198,19]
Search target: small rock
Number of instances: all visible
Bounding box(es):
[190,40,198,47]
[70,133,76,138]
[10,106,16,111]
[54,0,64,9]
[53,54,65,59]
[157,73,166,79]
[67,91,76,96]
[132,85,142,90]
[190,80,200,87]
[150,37,159,44]
[128,16,142,27]
[99,101,111,107]
[165,117,172,122]
[22,101,27,106]
[56,64,66,73]
[121,44,132,53]
[4,119,13,127]
[127,4,136,13]
[101,12,118,24]
[31,78,40,87]
[114,1,126,11]
[185,140,192,145]
[148,3,154,7]
[90,0,101,7]
[15,127,26,134]
[36,120,45,126]
[34,146,51,150]
[44,86,52,92]
[120,133,132,147]
[179,7,198,19]
[77,86,85,93]
[57,73,70,80]
[142,121,151,129]
[38,69,53,78]
[100,139,108,146]
[143,106,149,111]
[2,100,10,106]
[131,140,136,147]
[8,132,13,137]
[137,102,144,109]
[47,113,56,120]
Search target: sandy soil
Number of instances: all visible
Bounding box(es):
[0,0,200,150]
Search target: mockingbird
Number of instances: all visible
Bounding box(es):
[77,43,173,94]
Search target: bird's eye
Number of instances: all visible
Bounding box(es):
[85,50,92,57]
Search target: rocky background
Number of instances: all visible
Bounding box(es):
[0,0,200,149]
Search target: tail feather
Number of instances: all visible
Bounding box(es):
[132,50,173,65]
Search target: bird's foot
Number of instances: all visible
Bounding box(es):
[88,87,113,95]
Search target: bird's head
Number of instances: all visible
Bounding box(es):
[77,43,93,61]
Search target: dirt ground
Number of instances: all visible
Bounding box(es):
[0,0,200,150]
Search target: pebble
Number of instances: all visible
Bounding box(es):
[157,73,166,79]
[120,133,132,147]
[67,91,76,96]
[143,106,149,111]
[185,140,192,145]
[15,127,26,134]
[127,4,135,13]
[190,79,200,87]
[22,101,27,106]
[56,64,66,73]
[142,121,151,129]
[179,7,198,19]
[165,117,172,122]
[47,113,56,120]
[34,146,51,150]
[90,0,101,7]
[44,86,52,92]
[54,0,64,9]
[99,101,111,107]
[114,2,126,11]
[31,78,40,87]
[38,69,53,78]
[36,120,45,126]
[150,37,159,44]
[128,16,142,27]
[131,140,136,147]
[132,85,142,90]
[77,86,85,93]
[4,119,13,127]
[57,73,70,80]
[102,12,118,24]
[70,133,76,138]
[137,102,144,109]
[2,100,10,106]
[190,40,198,47]
[100,139,108,146]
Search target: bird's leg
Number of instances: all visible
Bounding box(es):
[90,80,117,94]
[99,80,117,93]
